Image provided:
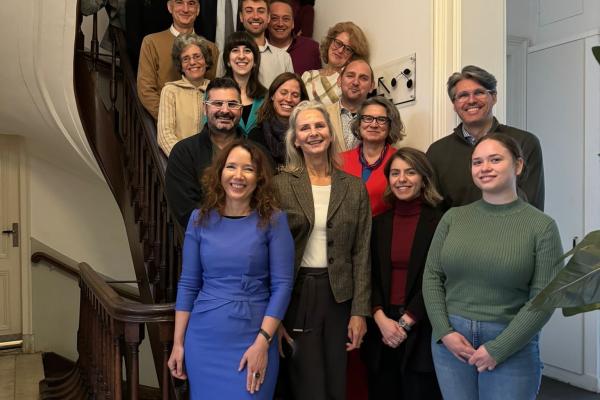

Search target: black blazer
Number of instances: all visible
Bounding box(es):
[363,204,442,373]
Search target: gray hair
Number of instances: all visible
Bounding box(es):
[351,96,405,145]
[447,65,497,101]
[172,33,213,75]
[282,100,340,174]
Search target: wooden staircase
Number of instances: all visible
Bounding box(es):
[34,6,188,399]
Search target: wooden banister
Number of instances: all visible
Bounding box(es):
[72,5,185,398]
[31,251,141,303]
[40,262,175,400]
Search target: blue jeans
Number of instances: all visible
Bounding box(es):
[431,314,541,400]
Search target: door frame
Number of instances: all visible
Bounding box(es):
[506,36,528,130]
[0,135,33,352]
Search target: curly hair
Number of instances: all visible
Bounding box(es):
[351,96,405,145]
[172,33,213,75]
[257,72,309,123]
[320,21,370,65]
[197,139,279,227]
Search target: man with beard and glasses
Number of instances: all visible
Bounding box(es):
[239,0,293,87]
[166,77,263,228]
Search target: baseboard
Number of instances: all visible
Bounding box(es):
[22,333,35,353]
[543,365,600,393]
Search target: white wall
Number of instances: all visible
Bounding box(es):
[314,0,507,149]
[29,156,134,281]
[461,0,506,123]
[314,1,434,151]
[507,0,600,45]
[27,155,160,385]
[507,0,534,40]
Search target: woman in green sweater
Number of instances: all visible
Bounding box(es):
[423,133,563,400]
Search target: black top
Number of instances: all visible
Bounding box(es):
[363,204,442,374]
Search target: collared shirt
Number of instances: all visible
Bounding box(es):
[461,125,477,146]
[340,104,359,150]
[257,39,294,87]
[169,25,182,37]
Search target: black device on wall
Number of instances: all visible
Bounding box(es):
[593,46,600,65]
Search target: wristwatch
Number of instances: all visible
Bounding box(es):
[398,317,412,332]
[259,328,273,344]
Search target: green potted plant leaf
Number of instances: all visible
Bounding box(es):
[530,230,600,316]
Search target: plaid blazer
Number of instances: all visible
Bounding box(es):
[273,168,372,316]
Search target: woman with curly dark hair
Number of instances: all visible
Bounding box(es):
[168,139,295,399]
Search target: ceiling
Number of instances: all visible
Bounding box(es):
[0,0,102,180]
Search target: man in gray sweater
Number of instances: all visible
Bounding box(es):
[426,65,545,211]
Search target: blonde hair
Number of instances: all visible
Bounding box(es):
[282,100,340,174]
[320,21,370,65]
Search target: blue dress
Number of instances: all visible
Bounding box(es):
[175,209,295,399]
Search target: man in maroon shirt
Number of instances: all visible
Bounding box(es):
[268,0,321,75]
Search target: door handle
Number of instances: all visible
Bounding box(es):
[572,236,579,249]
[1,223,19,247]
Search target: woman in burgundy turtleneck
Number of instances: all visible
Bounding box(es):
[362,147,444,399]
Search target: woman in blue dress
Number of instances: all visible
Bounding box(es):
[167,139,295,398]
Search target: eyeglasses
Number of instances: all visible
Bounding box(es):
[172,0,199,8]
[181,53,204,65]
[360,115,390,125]
[205,100,244,110]
[329,37,355,56]
[453,88,494,103]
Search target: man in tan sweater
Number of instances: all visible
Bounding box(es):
[137,0,219,119]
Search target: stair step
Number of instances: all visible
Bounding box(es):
[0,352,44,399]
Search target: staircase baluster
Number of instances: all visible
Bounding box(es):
[91,13,99,69]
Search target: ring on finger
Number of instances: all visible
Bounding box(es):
[253,372,261,379]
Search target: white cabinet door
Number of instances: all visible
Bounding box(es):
[526,37,600,392]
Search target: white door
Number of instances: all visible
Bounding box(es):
[527,37,600,391]
[0,135,21,341]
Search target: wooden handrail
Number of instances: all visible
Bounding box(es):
[79,263,174,323]
[31,251,142,303]
[40,261,175,400]
[110,26,169,177]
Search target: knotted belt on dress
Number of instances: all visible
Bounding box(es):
[193,274,269,320]
[291,268,329,333]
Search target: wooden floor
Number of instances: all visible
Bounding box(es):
[0,350,44,400]
[1,349,599,399]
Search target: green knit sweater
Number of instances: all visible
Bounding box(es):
[423,199,563,364]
